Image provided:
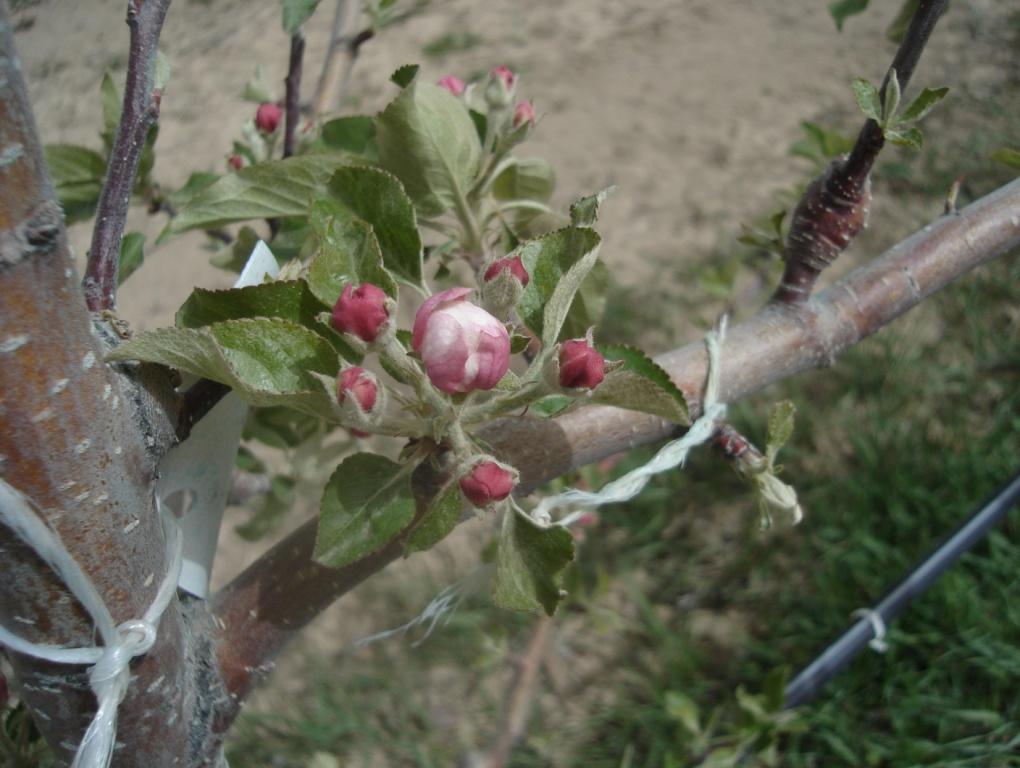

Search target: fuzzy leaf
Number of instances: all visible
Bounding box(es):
[829,0,869,30]
[282,0,322,34]
[107,318,339,418]
[307,200,398,306]
[376,80,482,217]
[594,344,689,424]
[174,279,351,362]
[168,172,220,209]
[390,64,419,88]
[154,50,171,92]
[314,453,416,568]
[170,155,349,234]
[883,70,902,124]
[492,158,555,203]
[851,78,882,122]
[569,186,615,228]
[327,166,422,285]
[766,400,796,465]
[405,480,463,553]
[118,232,145,286]
[885,126,923,150]
[44,144,106,222]
[898,86,949,124]
[100,71,121,132]
[560,260,609,340]
[492,508,574,615]
[516,227,602,346]
[320,116,378,160]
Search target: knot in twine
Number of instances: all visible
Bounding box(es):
[0,480,182,768]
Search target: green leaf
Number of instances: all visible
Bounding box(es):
[167,172,220,209]
[898,86,949,124]
[569,186,615,228]
[991,147,1020,170]
[307,199,398,306]
[390,64,419,88]
[154,50,171,92]
[327,166,422,285]
[176,280,325,329]
[851,78,881,122]
[595,344,689,424]
[560,260,609,341]
[885,126,923,150]
[510,333,531,355]
[44,144,106,221]
[314,453,417,568]
[100,71,122,133]
[210,226,259,272]
[883,69,902,124]
[282,0,322,34]
[170,155,349,234]
[242,65,275,104]
[515,227,602,346]
[320,116,378,160]
[117,232,145,286]
[107,317,340,418]
[828,0,869,31]
[765,400,796,465]
[376,80,482,217]
[405,480,463,553]
[244,406,321,449]
[529,395,572,418]
[492,508,574,615]
[492,158,555,203]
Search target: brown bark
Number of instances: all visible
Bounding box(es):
[0,6,217,765]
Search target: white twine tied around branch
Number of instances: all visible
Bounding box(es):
[0,479,182,768]
[532,316,729,529]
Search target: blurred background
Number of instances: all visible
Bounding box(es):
[10,0,1020,765]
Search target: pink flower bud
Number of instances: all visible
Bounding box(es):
[512,100,536,129]
[459,459,517,507]
[255,103,283,133]
[484,255,529,287]
[337,366,378,413]
[438,75,466,97]
[559,338,605,390]
[412,287,510,394]
[227,154,244,171]
[493,65,515,90]
[331,283,390,342]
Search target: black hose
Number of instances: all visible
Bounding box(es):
[783,469,1020,709]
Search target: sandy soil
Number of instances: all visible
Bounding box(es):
[11,0,1006,760]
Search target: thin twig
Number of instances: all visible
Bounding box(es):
[210,178,1020,729]
[482,615,554,768]
[772,0,949,304]
[82,0,172,312]
[312,0,351,117]
[283,32,305,159]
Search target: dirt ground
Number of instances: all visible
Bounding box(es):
[12,0,1003,759]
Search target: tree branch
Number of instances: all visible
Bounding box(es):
[210,178,1020,730]
[82,0,172,312]
[283,32,305,159]
[773,0,949,304]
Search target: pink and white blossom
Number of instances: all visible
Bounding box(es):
[412,287,510,394]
